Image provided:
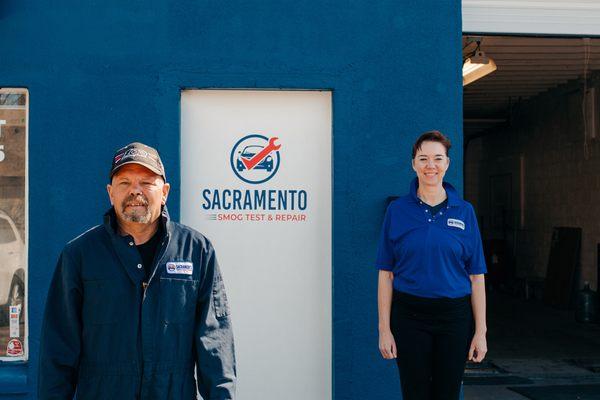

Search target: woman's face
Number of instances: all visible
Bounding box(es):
[412,140,450,187]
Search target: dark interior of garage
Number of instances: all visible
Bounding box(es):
[462,35,600,399]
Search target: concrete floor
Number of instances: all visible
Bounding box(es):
[463,290,600,399]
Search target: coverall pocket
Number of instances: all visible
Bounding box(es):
[82,279,122,324]
[159,277,199,323]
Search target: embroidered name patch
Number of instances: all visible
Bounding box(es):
[166,262,193,275]
[447,218,465,230]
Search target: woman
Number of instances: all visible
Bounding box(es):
[376,131,487,400]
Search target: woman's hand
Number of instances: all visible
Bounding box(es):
[379,329,397,359]
[468,332,487,362]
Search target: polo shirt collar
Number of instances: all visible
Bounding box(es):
[409,177,460,207]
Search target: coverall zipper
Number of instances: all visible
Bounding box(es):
[142,233,171,301]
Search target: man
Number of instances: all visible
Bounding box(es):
[39,142,236,399]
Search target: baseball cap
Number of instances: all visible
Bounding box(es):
[109,142,166,181]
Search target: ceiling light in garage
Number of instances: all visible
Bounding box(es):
[463,50,497,86]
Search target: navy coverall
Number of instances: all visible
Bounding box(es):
[39,208,236,399]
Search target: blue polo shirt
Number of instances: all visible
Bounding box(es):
[375,178,487,298]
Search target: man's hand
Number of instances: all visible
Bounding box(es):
[379,329,397,359]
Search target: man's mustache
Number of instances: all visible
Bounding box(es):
[121,195,149,209]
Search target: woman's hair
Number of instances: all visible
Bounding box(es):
[411,130,451,159]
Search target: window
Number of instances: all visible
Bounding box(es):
[0,217,17,244]
[0,88,27,361]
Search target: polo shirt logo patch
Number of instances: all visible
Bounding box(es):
[166,262,193,275]
[447,218,465,230]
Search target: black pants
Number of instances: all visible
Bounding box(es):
[390,290,473,400]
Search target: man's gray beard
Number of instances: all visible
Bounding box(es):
[122,208,152,223]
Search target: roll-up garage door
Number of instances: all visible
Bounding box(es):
[463,0,600,36]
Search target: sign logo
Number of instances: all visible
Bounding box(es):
[6,339,23,357]
[230,134,281,184]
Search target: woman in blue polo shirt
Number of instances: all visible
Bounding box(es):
[376,131,487,400]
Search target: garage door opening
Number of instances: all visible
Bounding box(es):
[462,35,600,398]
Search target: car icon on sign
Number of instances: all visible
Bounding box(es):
[236,145,273,172]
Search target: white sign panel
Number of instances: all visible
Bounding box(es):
[181,90,332,400]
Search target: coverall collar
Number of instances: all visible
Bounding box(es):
[409,177,460,207]
[102,206,172,287]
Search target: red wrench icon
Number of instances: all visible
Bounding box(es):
[241,137,281,171]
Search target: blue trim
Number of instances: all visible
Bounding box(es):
[0,362,28,394]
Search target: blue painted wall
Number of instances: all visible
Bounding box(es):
[0,1,463,398]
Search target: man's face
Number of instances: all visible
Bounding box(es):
[107,164,170,225]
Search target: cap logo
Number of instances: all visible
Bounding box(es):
[114,149,161,167]
[122,148,153,161]
[111,142,165,180]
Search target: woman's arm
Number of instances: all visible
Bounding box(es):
[378,270,397,359]
[469,274,487,362]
